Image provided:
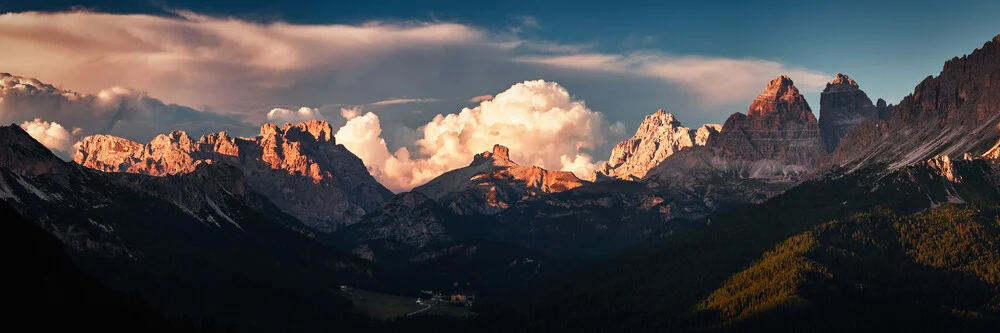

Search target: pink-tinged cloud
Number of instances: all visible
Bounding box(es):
[335,80,615,192]
[517,53,829,105]
[19,118,78,154]
[468,94,494,103]
[0,10,494,117]
[368,98,442,106]
[267,106,324,124]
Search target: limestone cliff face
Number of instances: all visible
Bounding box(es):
[597,109,720,180]
[831,34,1000,172]
[73,120,393,232]
[818,73,880,153]
[708,75,826,169]
[413,144,585,215]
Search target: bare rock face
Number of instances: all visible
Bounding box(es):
[695,124,722,146]
[708,75,826,169]
[831,34,1000,172]
[74,120,393,232]
[818,73,880,153]
[413,144,585,215]
[875,98,895,121]
[597,110,720,180]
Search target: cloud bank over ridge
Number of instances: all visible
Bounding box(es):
[335,80,623,192]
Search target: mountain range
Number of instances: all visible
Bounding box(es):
[5,34,999,333]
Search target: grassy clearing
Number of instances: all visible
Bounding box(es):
[341,288,475,319]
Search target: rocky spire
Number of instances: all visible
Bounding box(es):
[830,73,859,88]
[875,98,894,121]
[819,73,879,152]
[708,75,824,167]
[746,75,815,123]
[597,110,719,180]
[472,144,515,166]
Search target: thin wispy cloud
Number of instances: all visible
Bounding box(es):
[517,52,829,105]
[468,95,494,103]
[369,98,443,106]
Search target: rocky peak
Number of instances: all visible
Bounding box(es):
[875,98,894,121]
[472,144,516,166]
[73,120,393,231]
[259,123,279,138]
[708,75,824,168]
[746,75,814,123]
[819,73,880,153]
[0,124,66,176]
[597,110,716,180]
[280,120,334,143]
[414,145,584,215]
[642,109,679,128]
[830,34,1000,171]
[695,124,722,146]
[150,130,197,152]
[830,73,859,88]
[200,132,239,156]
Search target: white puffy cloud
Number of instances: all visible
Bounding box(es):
[18,118,78,154]
[340,106,363,120]
[267,107,324,124]
[336,80,611,192]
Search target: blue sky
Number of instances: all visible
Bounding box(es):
[4,0,998,113]
[1,1,997,188]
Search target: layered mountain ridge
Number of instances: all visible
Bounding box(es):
[412,144,585,215]
[74,120,393,232]
[0,124,380,331]
[830,34,1000,173]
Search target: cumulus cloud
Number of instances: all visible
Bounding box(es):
[0,73,254,147]
[19,118,78,154]
[340,106,363,120]
[517,53,830,105]
[468,95,494,103]
[267,106,324,124]
[336,80,612,192]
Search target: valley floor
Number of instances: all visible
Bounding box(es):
[340,288,475,320]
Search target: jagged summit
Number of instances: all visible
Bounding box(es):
[831,33,1000,171]
[258,120,334,143]
[830,73,859,88]
[707,75,824,167]
[73,120,392,231]
[819,73,880,153]
[597,110,718,180]
[746,75,813,122]
[647,109,678,125]
[472,144,515,166]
